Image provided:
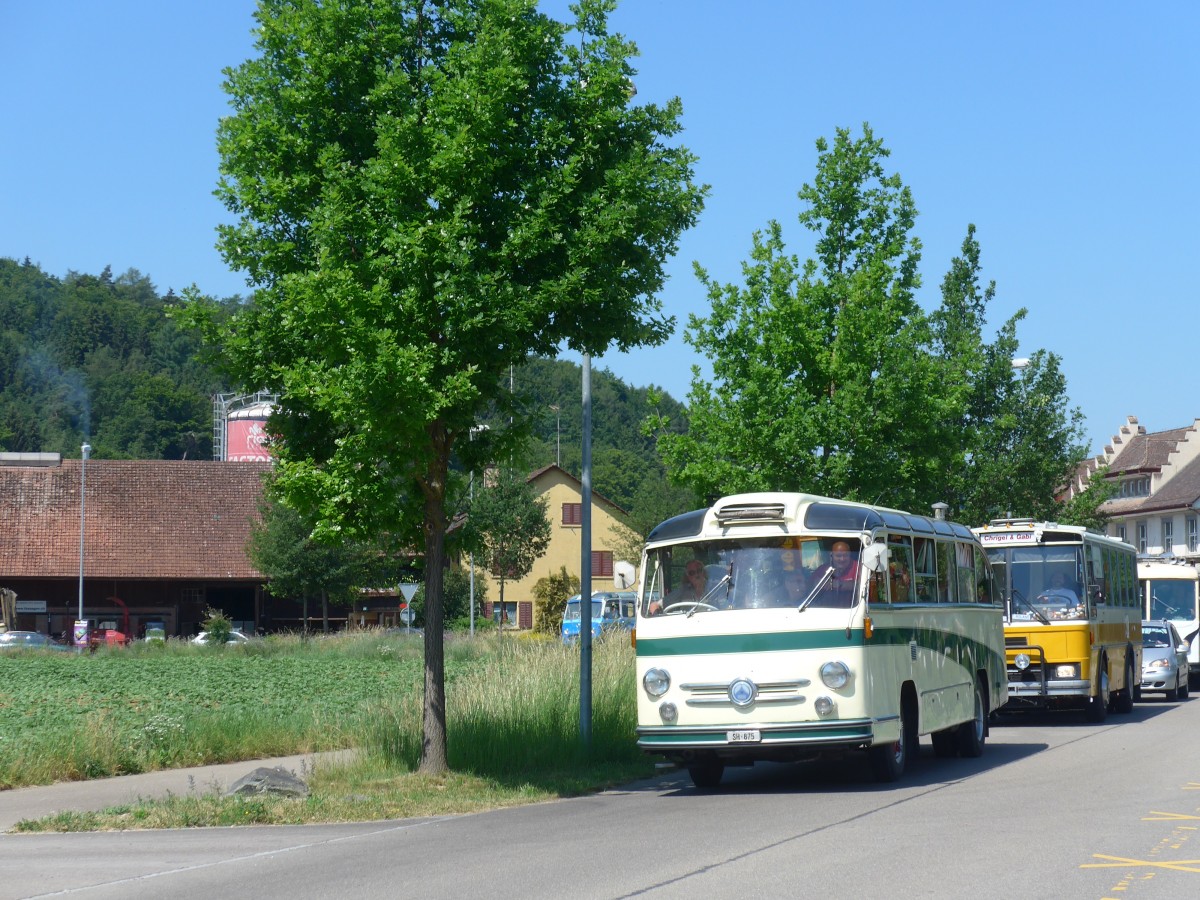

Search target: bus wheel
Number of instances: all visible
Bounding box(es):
[688,760,724,790]
[1085,664,1109,723]
[1115,659,1135,714]
[931,729,957,758]
[870,697,915,781]
[956,680,987,758]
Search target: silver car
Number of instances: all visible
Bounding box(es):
[1141,619,1190,701]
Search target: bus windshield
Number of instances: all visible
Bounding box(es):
[641,537,863,615]
[1147,579,1196,622]
[987,545,1087,623]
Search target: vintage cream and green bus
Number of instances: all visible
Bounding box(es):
[973,519,1140,722]
[634,492,1006,788]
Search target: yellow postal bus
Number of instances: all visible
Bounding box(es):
[973,519,1140,722]
[634,492,1005,788]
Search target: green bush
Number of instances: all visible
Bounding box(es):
[531,566,579,636]
[201,608,233,645]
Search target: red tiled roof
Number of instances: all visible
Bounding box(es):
[1,460,271,580]
[1107,426,1194,475]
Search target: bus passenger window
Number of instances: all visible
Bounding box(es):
[913,537,937,601]
[888,536,915,603]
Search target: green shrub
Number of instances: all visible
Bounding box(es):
[202,608,233,645]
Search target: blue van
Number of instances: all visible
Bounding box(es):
[561,591,637,644]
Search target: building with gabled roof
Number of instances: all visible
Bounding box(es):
[0,453,271,638]
[1071,416,1200,562]
[476,464,636,631]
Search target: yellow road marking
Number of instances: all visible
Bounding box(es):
[1082,855,1200,873]
[1143,812,1200,821]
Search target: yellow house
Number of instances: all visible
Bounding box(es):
[480,465,636,630]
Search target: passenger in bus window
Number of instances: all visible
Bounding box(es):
[830,541,859,583]
[889,558,913,602]
[784,568,810,604]
[805,540,860,608]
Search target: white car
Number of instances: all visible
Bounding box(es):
[191,630,254,646]
[1141,619,1190,700]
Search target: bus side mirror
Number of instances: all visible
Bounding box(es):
[862,543,888,573]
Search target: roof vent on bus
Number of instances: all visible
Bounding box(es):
[715,503,787,525]
[987,517,1036,527]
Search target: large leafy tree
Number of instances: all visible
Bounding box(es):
[655,125,1096,527]
[656,125,943,509]
[930,226,1096,524]
[187,0,704,773]
[247,495,393,633]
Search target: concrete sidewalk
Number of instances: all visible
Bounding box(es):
[0,750,355,833]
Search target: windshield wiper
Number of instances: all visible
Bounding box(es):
[798,566,835,612]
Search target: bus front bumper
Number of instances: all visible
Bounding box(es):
[637,718,877,760]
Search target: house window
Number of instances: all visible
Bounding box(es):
[1116,525,1127,544]
[591,550,614,577]
[1123,477,1151,497]
[561,502,582,526]
[1137,523,1148,554]
[1163,519,1174,553]
[1189,517,1198,553]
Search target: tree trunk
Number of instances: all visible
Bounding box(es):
[418,421,450,775]
[321,589,329,634]
[301,593,309,634]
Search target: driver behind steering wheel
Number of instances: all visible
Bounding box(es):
[649,559,709,615]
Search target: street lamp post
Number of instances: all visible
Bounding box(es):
[579,357,592,750]
[77,443,91,642]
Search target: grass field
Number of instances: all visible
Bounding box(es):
[1,630,657,829]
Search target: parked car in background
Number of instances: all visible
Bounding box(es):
[1141,619,1190,701]
[0,630,71,652]
[191,630,255,646]
[561,591,636,644]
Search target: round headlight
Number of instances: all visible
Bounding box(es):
[659,702,678,723]
[1014,653,1031,671]
[643,667,671,697]
[814,696,835,717]
[729,678,757,707]
[820,661,850,689]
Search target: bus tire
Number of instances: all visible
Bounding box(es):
[931,729,957,758]
[1085,661,1109,723]
[870,691,916,781]
[956,680,987,758]
[687,760,724,790]
[1115,657,1135,714]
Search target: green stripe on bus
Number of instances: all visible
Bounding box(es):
[637,625,1005,675]
[637,630,866,656]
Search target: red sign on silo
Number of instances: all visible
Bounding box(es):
[225,401,275,461]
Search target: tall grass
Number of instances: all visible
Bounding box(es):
[364,632,641,778]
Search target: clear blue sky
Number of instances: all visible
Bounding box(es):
[3,1,1197,457]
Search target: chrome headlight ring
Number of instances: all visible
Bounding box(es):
[643,667,671,698]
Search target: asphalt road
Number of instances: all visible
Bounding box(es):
[3,697,1199,899]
